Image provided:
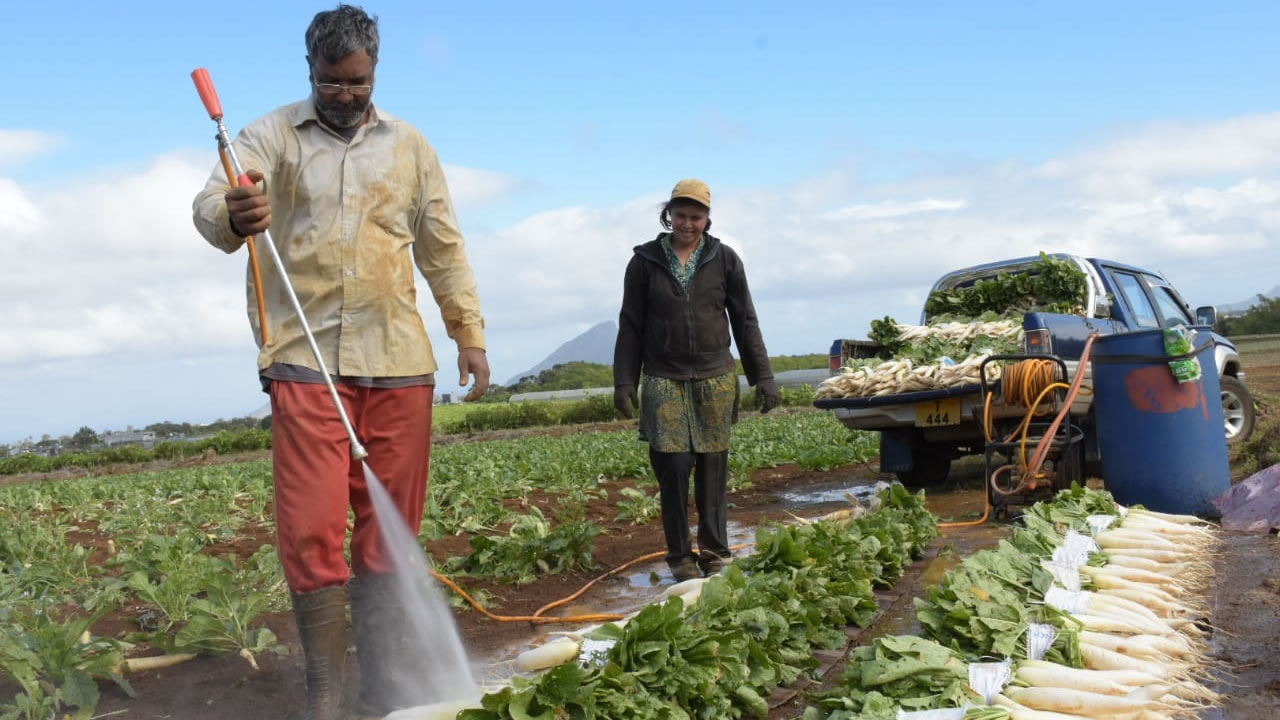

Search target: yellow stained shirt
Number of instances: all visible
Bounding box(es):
[192,99,485,378]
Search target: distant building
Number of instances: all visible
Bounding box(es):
[9,441,55,457]
[436,392,465,405]
[508,387,612,403]
[101,431,157,449]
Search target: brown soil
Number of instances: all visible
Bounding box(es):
[1245,363,1280,397]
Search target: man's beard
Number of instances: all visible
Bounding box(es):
[314,95,369,129]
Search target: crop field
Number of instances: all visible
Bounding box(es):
[1235,333,1280,397]
[3,402,1277,720]
[0,410,878,719]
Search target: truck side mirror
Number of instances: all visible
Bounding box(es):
[1194,305,1217,326]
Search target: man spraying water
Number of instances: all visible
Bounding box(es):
[191,5,489,718]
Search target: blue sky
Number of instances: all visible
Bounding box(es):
[3,1,1280,442]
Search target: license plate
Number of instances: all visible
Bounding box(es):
[915,397,962,427]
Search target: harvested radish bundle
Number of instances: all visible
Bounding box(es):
[807,483,1223,720]
[804,635,1208,720]
[913,542,1084,665]
[815,353,1005,399]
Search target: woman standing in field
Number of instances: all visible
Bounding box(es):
[613,179,778,582]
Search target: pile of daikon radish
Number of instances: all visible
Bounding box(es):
[993,505,1223,720]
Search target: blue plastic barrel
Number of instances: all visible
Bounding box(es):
[1090,328,1230,517]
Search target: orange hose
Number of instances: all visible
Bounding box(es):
[218,147,269,345]
[1025,333,1099,478]
[433,541,755,625]
[532,542,753,618]
[430,568,626,625]
[950,338,1099,528]
[1018,382,1071,472]
[532,550,666,618]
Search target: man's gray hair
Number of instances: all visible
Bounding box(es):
[306,4,380,65]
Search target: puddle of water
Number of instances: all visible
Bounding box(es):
[777,479,881,508]
[627,570,660,588]
[727,518,758,548]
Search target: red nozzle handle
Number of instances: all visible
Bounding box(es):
[191,68,223,120]
[237,173,256,188]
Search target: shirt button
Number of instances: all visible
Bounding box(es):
[346,269,355,277]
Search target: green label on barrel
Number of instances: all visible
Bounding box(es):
[1164,326,1202,384]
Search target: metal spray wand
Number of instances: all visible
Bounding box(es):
[191,68,368,461]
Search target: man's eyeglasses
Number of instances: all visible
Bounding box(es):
[312,82,374,97]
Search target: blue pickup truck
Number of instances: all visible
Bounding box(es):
[819,254,1256,487]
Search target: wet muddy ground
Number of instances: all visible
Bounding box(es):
[1202,532,1280,720]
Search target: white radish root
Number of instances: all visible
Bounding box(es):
[1005,685,1165,716]
[1127,507,1211,525]
[117,653,198,674]
[515,637,581,672]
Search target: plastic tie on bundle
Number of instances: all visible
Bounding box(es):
[1059,530,1099,563]
[1039,559,1082,591]
[897,706,971,720]
[967,658,1013,705]
[1042,586,1090,615]
[1024,623,1058,661]
[1085,514,1117,537]
[1050,545,1087,569]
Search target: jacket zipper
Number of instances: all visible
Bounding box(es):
[641,240,720,381]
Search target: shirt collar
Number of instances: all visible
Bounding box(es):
[660,233,705,256]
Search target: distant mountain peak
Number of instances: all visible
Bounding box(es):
[1219,285,1280,314]
[506,321,616,386]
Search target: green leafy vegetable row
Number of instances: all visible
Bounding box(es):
[461,483,939,720]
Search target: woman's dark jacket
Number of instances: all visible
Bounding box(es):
[613,233,773,389]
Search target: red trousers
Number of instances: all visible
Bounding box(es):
[269,380,433,593]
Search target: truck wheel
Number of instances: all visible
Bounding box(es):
[895,453,951,488]
[1221,376,1255,445]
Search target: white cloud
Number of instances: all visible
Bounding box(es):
[5,110,1280,438]
[0,178,40,233]
[442,112,1280,379]
[0,129,61,168]
[1038,111,1280,181]
[821,198,967,221]
[441,164,523,208]
[0,147,523,371]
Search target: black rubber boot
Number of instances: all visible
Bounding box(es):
[349,574,422,717]
[291,586,348,720]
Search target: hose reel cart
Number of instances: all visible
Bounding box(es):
[979,353,1086,521]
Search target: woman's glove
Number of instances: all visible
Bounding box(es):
[614,385,639,418]
[755,379,780,414]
